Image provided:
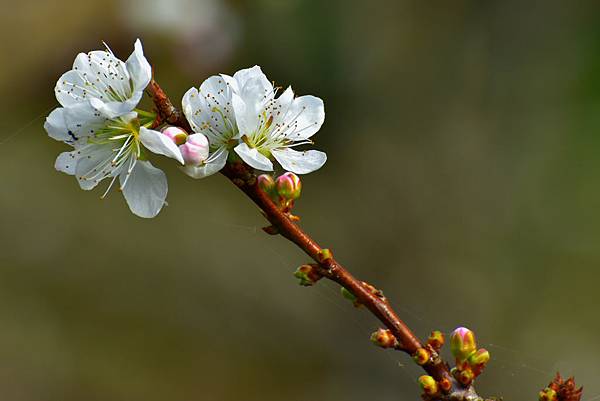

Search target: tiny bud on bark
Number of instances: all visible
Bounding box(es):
[294,264,322,286]
[454,367,475,386]
[539,388,558,401]
[438,377,452,392]
[413,347,430,365]
[370,328,398,349]
[341,286,360,307]
[427,330,445,351]
[418,375,439,396]
[318,248,333,263]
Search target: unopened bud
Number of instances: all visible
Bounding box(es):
[276,172,302,201]
[413,347,430,365]
[539,388,558,401]
[468,348,490,374]
[257,174,276,196]
[370,329,398,349]
[179,133,209,165]
[318,248,333,263]
[450,327,477,362]
[418,375,439,396]
[427,330,445,351]
[161,126,188,145]
[454,367,475,386]
[294,264,322,286]
[438,377,452,392]
[341,286,357,302]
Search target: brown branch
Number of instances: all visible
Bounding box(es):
[220,162,453,381]
[146,78,580,401]
[145,78,451,382]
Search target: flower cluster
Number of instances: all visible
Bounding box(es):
[179,66,326,178]
[413,327,490,399]
[45,40,183,218]
[45,40,327,218]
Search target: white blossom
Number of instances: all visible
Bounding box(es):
[228,66,327,174]
[45,40,182,218]
[54,39,151,119]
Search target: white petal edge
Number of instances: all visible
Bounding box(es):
[234,143,273,171]
[139,127,184,164]
[281,95,325,141]
[44,108,69,142]
[126,39,152,93]
[55,151,78,175]
[272,148,327,174]
[120,160,167,218]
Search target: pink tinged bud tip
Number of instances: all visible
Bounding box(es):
[258,174,276,194]
[179,133,210,166]
[276,172,302,201]
[450,327,477,362]
[161,126,188,145]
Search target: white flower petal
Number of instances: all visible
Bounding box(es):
[89,96,140,119]
[232,66,272,95]
[126,39,152,93]
[120,160,167,218]
[181,147,228,179]
[54,151,78,175]
[74,145,116,190]
[279,95,325,141]
[272,148,327,174]
[182,76,236,145]
[61,103,107,143]
[234,143,273,171]
[229,66,275,138]
[44,108,70,142]
[139,127,184,164]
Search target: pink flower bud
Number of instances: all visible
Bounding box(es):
[450,327,477,362]
[179,133,209,166]
[161,126,188,145]
[276,172,302,201]
[257,174,276,195]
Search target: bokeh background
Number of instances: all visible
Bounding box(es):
[1,0,599,400]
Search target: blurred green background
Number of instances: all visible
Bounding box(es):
[1,0,599,400]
